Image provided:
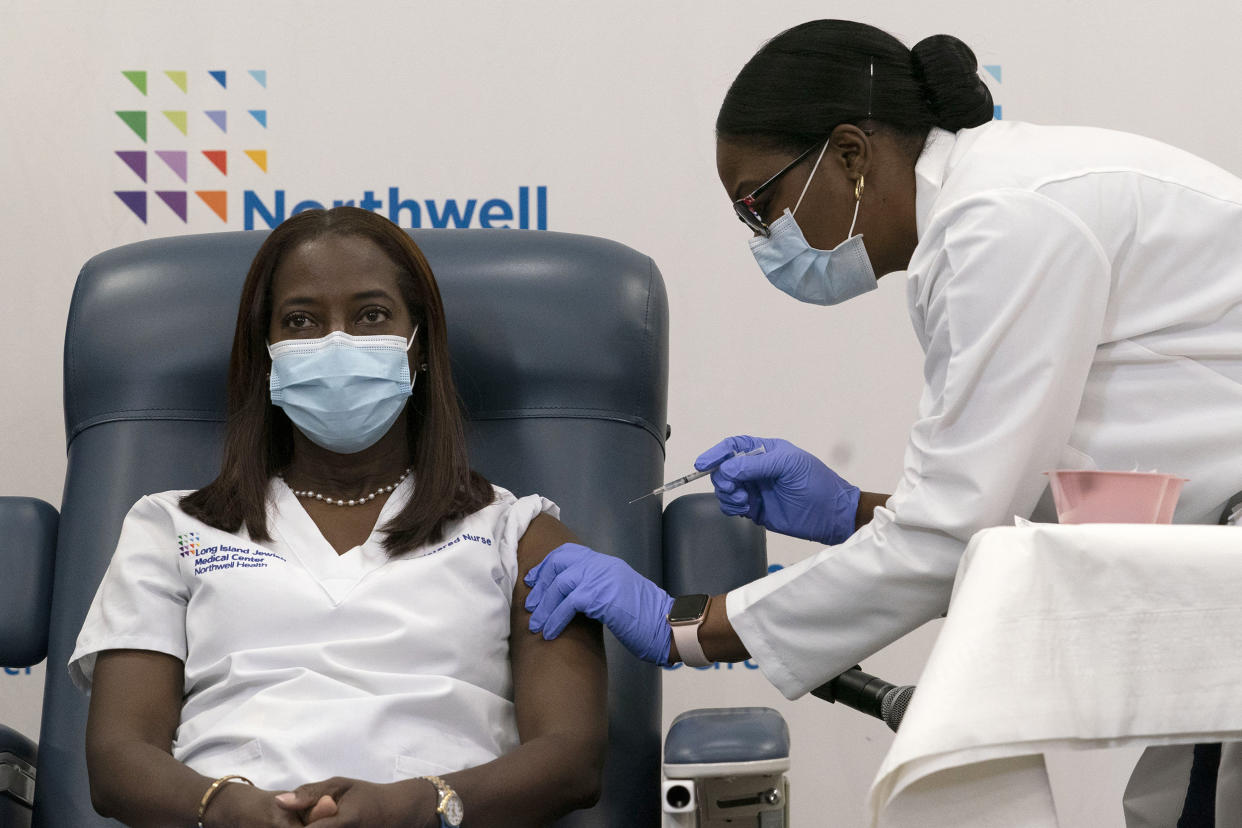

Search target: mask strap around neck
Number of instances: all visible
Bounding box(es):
[792,139,832,216]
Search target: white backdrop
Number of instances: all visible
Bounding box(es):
[4,1,1242,825]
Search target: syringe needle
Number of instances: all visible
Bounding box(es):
[626,444,767,505]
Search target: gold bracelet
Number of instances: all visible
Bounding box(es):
[197,774,254,828]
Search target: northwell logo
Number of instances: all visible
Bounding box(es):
[112,69,549,230]
[242,186,548,231]
[177,531,203,558]
[114,69,268,224]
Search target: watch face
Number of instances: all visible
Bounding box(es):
[442,792,464,825]
[668,593,710,624]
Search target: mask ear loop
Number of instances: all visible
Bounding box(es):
[792,139,832,217]
[837,57,875,239]
[407,324,429,376]
[848,175,864,238]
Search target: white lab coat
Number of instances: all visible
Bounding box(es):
[70,478,556,790]
[727,121,1242,694]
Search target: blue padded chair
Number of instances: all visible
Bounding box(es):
[0,229,769,828]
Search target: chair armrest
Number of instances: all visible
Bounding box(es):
[662,493,766,596]
[0,497,58,667]
[0,724,36,814]
[663,707,790,777]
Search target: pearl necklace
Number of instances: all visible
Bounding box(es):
[287,468,411,507]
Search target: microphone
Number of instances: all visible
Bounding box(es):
[811,666,916,732]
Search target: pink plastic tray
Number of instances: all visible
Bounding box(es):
[1046,470,1187,524]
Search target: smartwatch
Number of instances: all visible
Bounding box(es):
[422,775,463,827]
[668,593,712,668]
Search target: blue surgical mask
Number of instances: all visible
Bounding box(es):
[749,142,877,306]
[268,328,417,454]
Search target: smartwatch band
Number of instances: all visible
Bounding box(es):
[671,596,712,668]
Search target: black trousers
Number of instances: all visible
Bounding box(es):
[1178,743,1222,828]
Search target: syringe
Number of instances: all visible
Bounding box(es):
[628,445,768,504]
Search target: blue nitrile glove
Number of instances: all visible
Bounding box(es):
[695,435,860,545]
[525,542,674,665]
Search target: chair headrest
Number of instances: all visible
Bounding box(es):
[64,229,668,447]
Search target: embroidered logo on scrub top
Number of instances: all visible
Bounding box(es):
[425,532,493,558]
[177,531,202,557]
[178,534,288,576]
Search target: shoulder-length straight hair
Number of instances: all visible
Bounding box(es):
[181,206,494,555]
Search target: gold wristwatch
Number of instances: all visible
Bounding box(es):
[422,775,463,827]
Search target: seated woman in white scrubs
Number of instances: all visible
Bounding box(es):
[69,206,606,828]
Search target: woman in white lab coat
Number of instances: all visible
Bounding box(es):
[72,207,606,828]
[524,19,1242,824]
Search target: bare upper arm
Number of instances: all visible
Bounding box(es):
[509,514,608,747]
[86,650,185,760]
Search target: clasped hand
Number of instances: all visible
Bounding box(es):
[210,774,435,827]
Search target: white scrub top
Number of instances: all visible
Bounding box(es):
[728,120,1242,699]
[70,478,556,789]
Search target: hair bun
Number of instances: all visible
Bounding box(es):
[910,34,994,131]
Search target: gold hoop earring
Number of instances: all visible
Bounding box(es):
[855,175,865,202]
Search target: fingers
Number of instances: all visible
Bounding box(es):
[276,780,347,823]
[694,435,758,471]
[708,469,737,494]
[708,466,755,517]
[523,543,589,612]
[522,556,546,590]
[306,795,338,822]
[527,563,585,637]
[275,790,317,811]
[712,477,748,510]
[720,445,791,483]
[522,557,550,607]
[539,585,586,640]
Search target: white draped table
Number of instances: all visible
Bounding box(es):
[869,524,1242,827]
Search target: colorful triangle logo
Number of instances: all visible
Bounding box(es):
[196,190,228,222]
[156,190,188,222]
[165,70,188,93]
[984,65,1002,83]
[244,149,268,172]
[205,110,228,133]
[249,69,267,88]
[156,150,188,182]
[122,70,147,95]
[115,150,147,182]
[249,109,267,128]
[115,191,147,223]
[209,70,227,89]
[163,110,188,136]
[203,150,227,175]
[116,110,147,142]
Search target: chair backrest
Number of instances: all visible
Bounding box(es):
[37,229,669,827]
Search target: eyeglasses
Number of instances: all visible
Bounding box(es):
[734,59,876,238]
[732,140,826,237]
